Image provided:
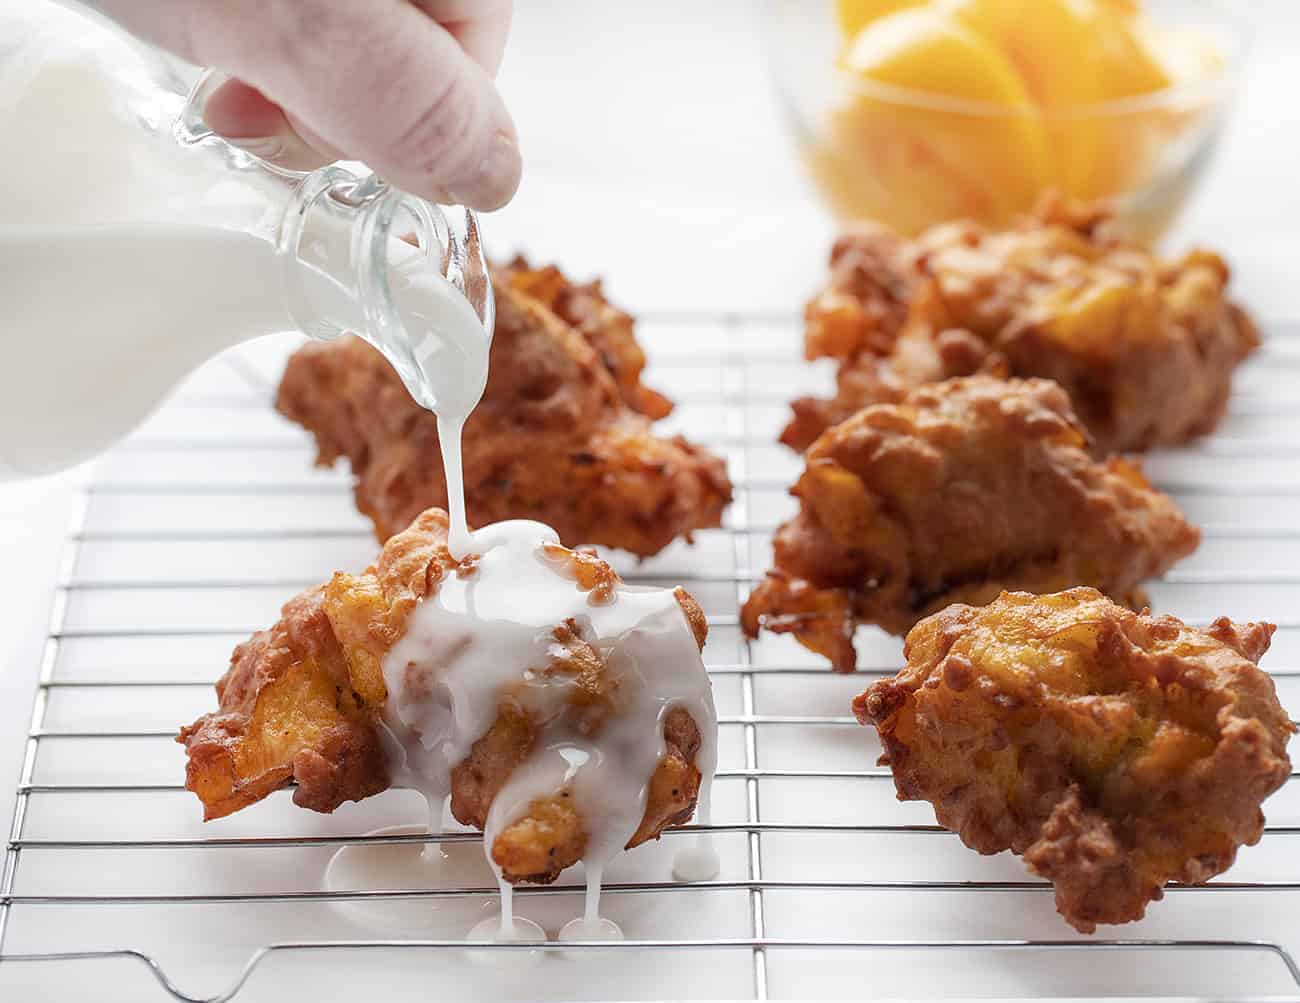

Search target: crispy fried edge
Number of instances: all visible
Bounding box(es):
[745,377,1199,670]
[853,588,1296,932]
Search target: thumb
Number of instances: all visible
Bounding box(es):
[191,0,522,210]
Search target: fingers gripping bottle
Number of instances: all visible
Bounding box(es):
[0,1,493,478]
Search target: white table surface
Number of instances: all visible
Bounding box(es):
[1,2,1298,999]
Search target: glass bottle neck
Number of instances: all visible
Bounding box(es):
[173,71,494,410]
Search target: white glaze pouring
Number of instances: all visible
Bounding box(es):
[367,234,719,948]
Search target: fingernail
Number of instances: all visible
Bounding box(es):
[447,132,521,211]
[225,136,285,160]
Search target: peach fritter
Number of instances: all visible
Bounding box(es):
[277,257,731,556]
[854,588,1295,933]
[177,508,709,885]
[784,198,1259,457]
[742,376,1199,671]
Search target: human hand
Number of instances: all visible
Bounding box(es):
[94,0,520,210]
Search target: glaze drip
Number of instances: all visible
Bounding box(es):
[379,519,718,934]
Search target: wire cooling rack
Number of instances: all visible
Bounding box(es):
[1,315,1299,1002]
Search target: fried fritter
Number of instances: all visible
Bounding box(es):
[177,508,709,885]
[742,376,1200,671]
[784,197,1259,456]
[497,256,673,420]
[854,588,1295,932]
[277,258,731,556]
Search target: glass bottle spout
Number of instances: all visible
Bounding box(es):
[175,69,495,413]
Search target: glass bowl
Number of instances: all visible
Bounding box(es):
[763,0,1246,241]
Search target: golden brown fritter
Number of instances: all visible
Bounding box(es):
[784,197,1259,456]
[497,256,673,420]
[277,258,731,556]
[742,376,1200,671]
[854,588,1295,932]
[177,508,710,885]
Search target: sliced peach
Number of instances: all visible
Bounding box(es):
[943,0,1106,197]
[819,7,1050,231]
[944,0,1105,110]
[1076,8,1179,200]
[1095,0,1139,16]
[1094,7,1175,98]
[844,7,1041,107]
[835,0,926,40]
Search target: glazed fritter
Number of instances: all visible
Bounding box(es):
[177,508,709,885]
[854,588,1295,932]
[784,198,1259,456]
[277,258,731,556]
[742,376,1200,671]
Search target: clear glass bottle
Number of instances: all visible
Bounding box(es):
[0,1,492,477]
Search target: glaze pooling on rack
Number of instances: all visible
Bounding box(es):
[672,771,721,882]
[465,885,546,962]
[558,866,625,951]
[379,518,719,938]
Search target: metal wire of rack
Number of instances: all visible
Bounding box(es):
[1,316,1299,1001]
